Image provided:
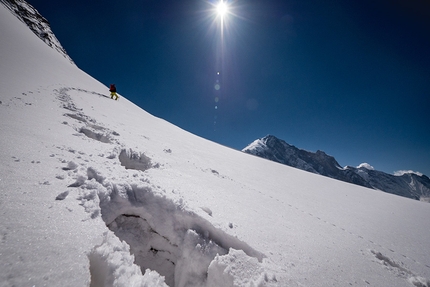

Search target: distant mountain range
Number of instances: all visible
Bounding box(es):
[243,135,430,202]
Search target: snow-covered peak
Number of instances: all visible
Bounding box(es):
[0,0,73,63]
[357,163,375,170]
[243,135,359,180]
[394,170,424,177]
[242,138,266,153]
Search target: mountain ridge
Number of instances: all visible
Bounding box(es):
[243,135,430,201]
[0,0,73,63]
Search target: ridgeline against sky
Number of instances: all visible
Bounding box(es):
[28,0,430,176]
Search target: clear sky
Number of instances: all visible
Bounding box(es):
[28,0,429,176]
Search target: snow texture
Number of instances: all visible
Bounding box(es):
[1,2,430,287]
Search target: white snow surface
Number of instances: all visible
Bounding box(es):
[1,4,430,287]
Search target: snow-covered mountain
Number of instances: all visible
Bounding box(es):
[0,0,73,63]
[1,2,430,287]
[243,135,430,202]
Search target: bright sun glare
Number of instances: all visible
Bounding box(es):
[216,1,228,17]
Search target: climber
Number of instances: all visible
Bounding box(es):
[109,84,119,100]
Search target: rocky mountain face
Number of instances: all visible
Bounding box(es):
[0,0,73,63]
[243,135,430,202]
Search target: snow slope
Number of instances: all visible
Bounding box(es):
[1,3,430,287]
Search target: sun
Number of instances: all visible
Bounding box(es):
[216,1,228,17]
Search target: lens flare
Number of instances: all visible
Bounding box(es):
[204,0,241,132]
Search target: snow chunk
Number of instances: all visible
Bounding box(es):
[200,206,213,217]
[88,231,167,287]
[207,249,277,287]
[80,126,111,143]
[119,149,153,172]
[408,276,430,287]
[55,190,69,200]
[175,230,228,287]
[87,166,106,184]
[62,160,79,170]
[357,163,374,170]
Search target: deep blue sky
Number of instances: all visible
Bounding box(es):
[29,0,429,176]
